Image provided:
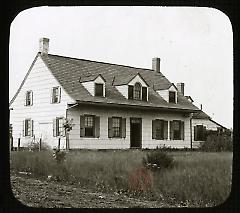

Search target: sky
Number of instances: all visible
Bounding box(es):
[9,6,233,129]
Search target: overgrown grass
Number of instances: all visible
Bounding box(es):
[10,149,232,207]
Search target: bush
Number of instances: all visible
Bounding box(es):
[27,140,51,151]
[142,150,174,171]
[200,133,233,152]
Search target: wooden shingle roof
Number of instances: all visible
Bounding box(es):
[23,53,199,112]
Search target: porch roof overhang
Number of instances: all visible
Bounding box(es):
[73,100,200,114]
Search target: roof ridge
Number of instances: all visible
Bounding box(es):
[43,52,157,72]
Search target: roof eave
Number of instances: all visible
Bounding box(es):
[75,100,200,113]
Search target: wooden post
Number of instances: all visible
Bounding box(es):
[58,138,60,150]
[17,138,20,151]
[39,138,42,151]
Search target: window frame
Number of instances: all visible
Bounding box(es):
[133,82,142,100]
[169,91,176,103]
[84,115,95,137]
[52,86,60,104]
[155,119,164,140]
[95,83,104,97]
[24,119,31,137]
[194,125,207,141]
[112,117,122,138]
[56,117,65,137]
[25,90,33,106]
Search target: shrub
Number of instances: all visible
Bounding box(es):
[142,150,174,171]
[53,149,67,164]
[27,140,51,151]
[200,133,233,152]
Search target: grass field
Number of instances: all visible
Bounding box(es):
[10,149,232,207]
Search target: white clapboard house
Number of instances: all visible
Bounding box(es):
[9,38,226,150]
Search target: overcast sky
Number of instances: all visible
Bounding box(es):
[9,6,233,128]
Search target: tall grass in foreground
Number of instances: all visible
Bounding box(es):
[10,150,232,207]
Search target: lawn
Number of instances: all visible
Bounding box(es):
[10,149,232,207]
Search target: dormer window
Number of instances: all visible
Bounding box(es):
[169,91,176,103]
[128,82,148,101]
[134,82,141,100]
[95,83,104,97]
[25,91,33,106]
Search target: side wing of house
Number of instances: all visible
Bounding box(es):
[10,54,75,149]
[191,118,222,148]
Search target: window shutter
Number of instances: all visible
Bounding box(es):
[53,119,56,137]
[203,126,207,141]
[163,120,168,139]
[95,116,100,138]
[142,87,147,101]
[31,91,33,105]
[23,120,25,137]
[170,121,173,140]
[62,119,66,137]
[121,118,126,138]
[181,121,184,140]
[128,85,133,99]
[80,115,85,137]
[31,120,34,137]
[50,88,53,103]
[152,120,157,139]
[108,117,113,138]
[58,87,61,103]
[194,126,197,141]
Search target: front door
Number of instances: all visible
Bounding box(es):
[130,118,142,148]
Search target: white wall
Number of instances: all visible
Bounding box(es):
[67,105,192,149]
[10,56,74,149]
[116,85,128,99]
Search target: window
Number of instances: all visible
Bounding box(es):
[134,82,141,100]
[95,83,104,97]
[112,117,121,137]
[152,119,168,140]
[169,91,176,103]
[85,115,94,137]
[128,83,148,101]
[170,120,184,140]
[80,115,100,138]
[23,119,33,137]
[25,91,33,106]
[52,87,61,103]
[194,125,207,141]
[108,117,126,138]
[53,117,65,137]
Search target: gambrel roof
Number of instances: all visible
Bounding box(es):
[10,52,200,112]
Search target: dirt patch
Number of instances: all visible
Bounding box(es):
[10,174,169,208]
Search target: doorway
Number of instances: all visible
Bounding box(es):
[130,117,142,148]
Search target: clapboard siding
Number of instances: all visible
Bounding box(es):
[82,81,94,96]
[116,85,128,99]
[157,90,169,102]
[67,105,191,149]
[10,56,74,149]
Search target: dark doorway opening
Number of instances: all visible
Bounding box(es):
[130,118,142,148]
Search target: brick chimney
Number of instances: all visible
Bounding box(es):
[152,57,160,73]
[177,82,185,95]
[39,37,49,54]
